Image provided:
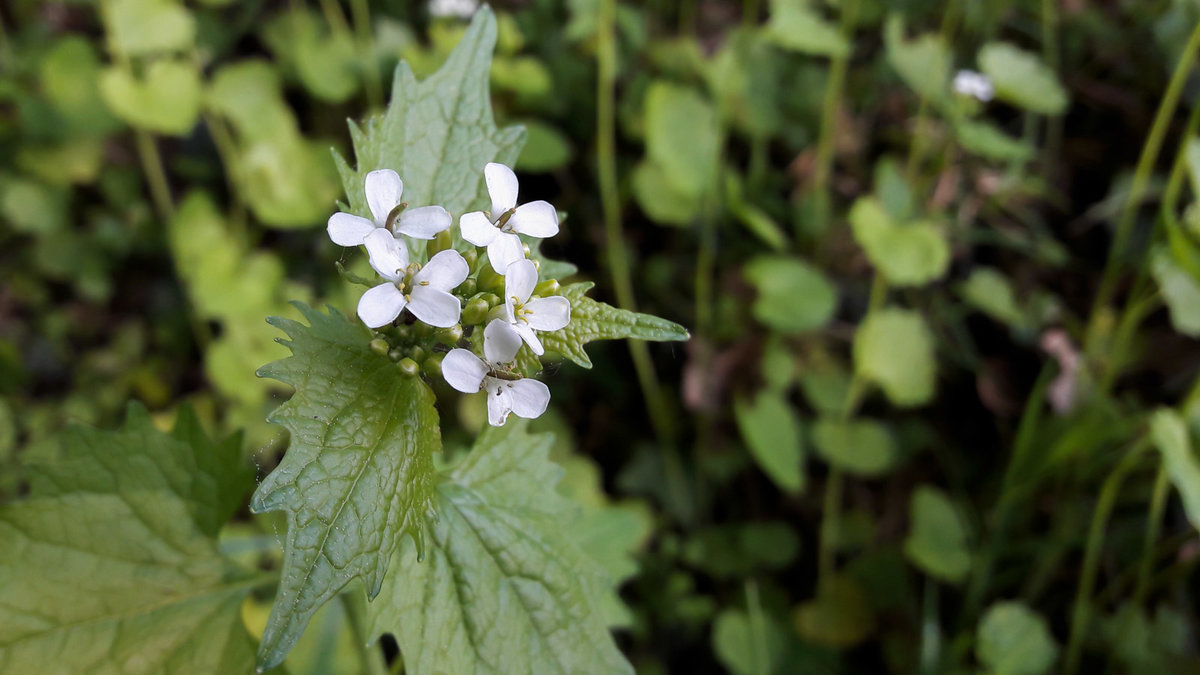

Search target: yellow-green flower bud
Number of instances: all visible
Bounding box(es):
[397,357,420,377]
[436,323,463,345]
[461,297,490,325]
[422,352,444,378]
[369,338,390,356]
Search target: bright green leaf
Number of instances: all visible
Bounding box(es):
[734,390,805,493]
[744,255,837,333]
[643,81,720,199]
[632,159,702,225]
[713,607,786,675]
[1150,409,1200,531]
[959,267,1025,327]
[884,15,950,101]
[764,0,849,57]
[733,203,789,251]
[0,404,257,673]
[854,307,937,407]
[976,602,1060,675]
[40,37,122,137]
[263,9,360,102]
[903,485,971,584]
[810,418,897,477]
[103,0,195,57]
[978,42,1068,115]
[98,59,201,136]
[516,120,574,172]
[955,119,1035,162]
[707,28,783,138]
[366,421,633,675]
[1151,249,1200,337]
[0,178,68,236]
[849,197,949,287]
[540,282,689,369]
[251,304,440,670]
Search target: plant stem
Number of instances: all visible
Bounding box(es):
[1063,437,1149,675]
[1132,462,1170,606]
[135,131,175,222]
[1086,21,1200,359]
[810,0,858,233]
[597,0,676,443]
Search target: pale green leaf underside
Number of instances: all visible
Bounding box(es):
[541,282,690,369]
[0,404,257,675]
[976,602,1060,675]
[251,304,439,670]
[903,485,971,584]
[368,421,633,675]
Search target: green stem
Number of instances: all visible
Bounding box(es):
[745,581,770,675]
[1087,20,1200,358]
[348,0,384,110]
[1063,438,1149,675]
[597,0,676,443]
[135,131,175,222]
[1133,462,1171,606]
[810,0,858,233]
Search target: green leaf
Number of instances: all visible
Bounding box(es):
[632,159,702,225]
[810,418,897,477]
[516,119,574,172]
[335,7,525,227]
[706,28,783,138]
[1151,248,1200,338]
[743,255,837,333]
[764,0,849,57]
[250,304,440,670]
[103,0,195,57]
[854,307,937,407]
[682,522,800,578]
[643,81,721,199]
[366,421,634,675]
[40,37,123,138]
[793,575,874,649]
[978,42,1068,115]
[0,404,257,673]
[98,59,202,136]
[713,607,786,675]
[903,485,971,584]
[976,602,1060,675]
[884,15,950,102]
[958,267,1025,327]
[1149,409,1200,531]
[955,119,1035,162]
[849,197,949,287]
[734,390,805,493]
[540,282,689,368]
[263,9,360,103]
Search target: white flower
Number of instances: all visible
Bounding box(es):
[953,70,994,102]
[460,163,560,273]
[328,169,451,246]
[429,0,478,18]
[357,229,468,328]
[442,320,551,426]
[503,259,570,355]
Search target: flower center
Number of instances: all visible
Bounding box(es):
[495,207,517,232]
[396,262,422,299]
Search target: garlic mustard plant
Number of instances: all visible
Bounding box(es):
[460,162,560,273]
[442,319,551,425]
[953,70,994,102]
[327,169,451,246]
[502,258,571,355]
[359,230,468,328]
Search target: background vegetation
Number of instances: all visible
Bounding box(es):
[2,0,1200,672]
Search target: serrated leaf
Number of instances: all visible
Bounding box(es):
[903,485,971,584]
[1149,409,1200,531]
[367,421,633,675]
[853,307,937,407]
[734,390,805,493]
[0,403,257,673]
[251,304,439,670]
[539,282,689,368]
[743,255,837,333]
[849,197,949,287]
[976,602,1060,675]
[335,7,525,227]
[978,42,1068,115]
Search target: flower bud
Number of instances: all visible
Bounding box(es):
[476,263,504,294]
[397,357,420,377]
[408,345,428,363]
[394,324,413,340]
[461,297,490,326]
[436,323,463,345]
[533,279,559,297]
[388,348,405,361]
[422,352,444,378]
[486,304,508,324]
[369,338,391,356]
[414,321,435,339]
[462,247,479,271]
[426,228,453,257]
[457,278,477,297]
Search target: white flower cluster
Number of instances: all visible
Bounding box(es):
[326,163,570,426]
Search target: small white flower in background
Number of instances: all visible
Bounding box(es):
[429,0,478,18]
[442,319,551,426]
[953,70,994,102]
[460,162,560,274]
[328,169,451,246]
[357,229,468,328]
[503,259,570,355]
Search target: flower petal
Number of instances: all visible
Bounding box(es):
[407,286,461,327]
[413,250,469,291]
[513,322,544,355]
[460,210,499,246]
[509,200,559,238]
[395,205,451,239]
[487,232,525,274]
[504,258,538,305]
[484,162,519,217]
[442,349,488,393]
[507,378,550,420]
[358,283,407,328]
[327,213,377,246]
[524,296,571,332]
[485,379,513,426]
[364,228,408,282]
[483,319,522,365]
[365,169,404,226]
